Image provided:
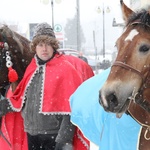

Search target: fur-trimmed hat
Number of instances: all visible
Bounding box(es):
[32,22,55,39]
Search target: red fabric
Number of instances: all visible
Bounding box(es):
[0,42,4,48]
[1,54,93,150]
[73,128,90,150]
[0,88,28,150]
[8,67,19,83]
[64,55,93,150]
[9,54,82,113]
[64,55,94,82]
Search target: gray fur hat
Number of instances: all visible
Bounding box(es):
[32,22,55,39]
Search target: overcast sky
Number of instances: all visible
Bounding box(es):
[0,0,131,51]
[0,0,130,25]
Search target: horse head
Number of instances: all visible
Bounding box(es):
[0,25,34,92]
[100,0,150,118]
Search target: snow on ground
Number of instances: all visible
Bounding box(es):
[90,142,99,150]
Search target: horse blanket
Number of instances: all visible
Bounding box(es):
[70,68,141,150]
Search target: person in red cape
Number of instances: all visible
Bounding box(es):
[0,22,94,150]
[64,55,94,82]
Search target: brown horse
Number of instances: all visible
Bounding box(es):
[100,1,150,150]
[0,25,34,149]
[0,25,34,92]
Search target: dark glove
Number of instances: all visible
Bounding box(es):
[0,99,12,117]
[55,142,73,150]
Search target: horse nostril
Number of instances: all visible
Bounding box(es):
[106,93,118,109]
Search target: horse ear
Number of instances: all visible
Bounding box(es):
[120,0,134,22]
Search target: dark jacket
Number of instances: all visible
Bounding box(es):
[22,65,75,143]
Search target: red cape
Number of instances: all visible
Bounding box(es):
[0,54,94,150]
[65,55,94,150]
[64,55,94,82]
[64,55,94,149]
[8,54,82,113]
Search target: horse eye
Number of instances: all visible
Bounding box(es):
[139,45,150,52]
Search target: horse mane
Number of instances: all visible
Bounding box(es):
[126,6,150,31]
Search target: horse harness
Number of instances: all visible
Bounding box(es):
[112,61,150,112]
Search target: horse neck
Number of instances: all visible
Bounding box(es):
[12,47,34,82]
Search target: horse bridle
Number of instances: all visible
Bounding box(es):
[112,60,150,140]
[112,21,150,114]
[113,60,150,107]
[112,21,150,141]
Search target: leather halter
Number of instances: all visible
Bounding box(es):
[112,61,150,113]
[113,61,145,83]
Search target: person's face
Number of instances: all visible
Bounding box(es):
[36,42,54,61]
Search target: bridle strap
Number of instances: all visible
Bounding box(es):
[134,93,150,114]
[113,61,144,83]
[112,61,150,114]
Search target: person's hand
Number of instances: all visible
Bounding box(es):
[55,142,73,150]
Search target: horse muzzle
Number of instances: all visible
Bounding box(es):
[99,89,131,118]
[99,90,119,112]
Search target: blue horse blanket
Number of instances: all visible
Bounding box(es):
[70,68,141,150]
